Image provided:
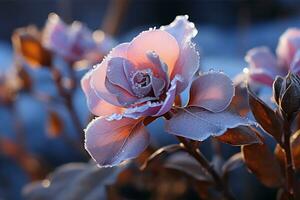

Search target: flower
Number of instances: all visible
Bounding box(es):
[245,28,300,86]
[81,16,236,167]
[43,13,115,63]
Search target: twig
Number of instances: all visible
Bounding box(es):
[282,119,296,199]
[101,0,130,36]
[51,67,85,147]
[177,136,236,200]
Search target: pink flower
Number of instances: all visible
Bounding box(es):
[81,16,236,167]
[245,28,300,86]
[43,13,115,63]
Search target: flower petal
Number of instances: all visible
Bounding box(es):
[151,76,165,98]
[105,78,138,107]
[277,28,300,68]
[127,30,180,74]
[85,117,150,167]
[146,51,169,86]
[81,70,124,116]
[171,42,199,93]
[90,43,129,106]
[106,57,134,94]
[290,50,300,74]
[154,75,183,116]
[165,107,251,141]
[245,47,285,86]
[246,47,278,70]
[189,72,234,112]
[249,68,277,86]
[160,15,197,45]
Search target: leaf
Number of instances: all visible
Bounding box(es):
[215,125,262,146]
[242,142,284,188]
[291,130,300,170]
[140,144,184,170]
[47,111,63,138]
[85,117,150,167]
[222,153,244,176]
[165,107,252,141]
[276,189,289,200]
[23,162,121,200]
[274,144,286,174]
[17,65,32,91]
[248,88,283,143]
[12,26,52,67]
[228,84,250,117]
[164,152,213,182]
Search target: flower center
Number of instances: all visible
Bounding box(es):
[131,69,153,98]
[132,70,152,88]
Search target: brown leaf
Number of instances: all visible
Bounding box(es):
[242,142,284,188]
[274,144,286,174]
[216,125,262,146]
[140,144,184,170]
[291,130,300,170]
[164,152,213,182]
[228,84,250,117]
[248,88,283,143]
[0,137,20,157]
[222,153,244,176]
[47,111,63,138]
[16,65,32,91]
[12,26,52,67]
[276,189,289,200]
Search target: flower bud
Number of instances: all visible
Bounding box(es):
[273,72,300,120]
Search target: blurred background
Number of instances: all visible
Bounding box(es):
[1,0,300,200]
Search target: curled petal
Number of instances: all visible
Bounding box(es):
[90,43,129,106]
[122,102,163,119]
[106,57,133,94]
[151,76,165,98]
[146,51,169,86]
[171,42,199,93]
[249,68,277,86]
[105,78,138,107]
[81,70,124,116]
[127,30,180,74]
[85,117,150,167]
[189,72,234,112]
[160,15,198,45]
[245,47,283,86]
[277,28,300,68]
[160,15,199,93]
[107,76,183,119]
[154,75,183,116]
[246,47,278,70]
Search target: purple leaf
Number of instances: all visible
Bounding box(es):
[140,144,184,170]
[165,107,251,141]
[164,152,213,182]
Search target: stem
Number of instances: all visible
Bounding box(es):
[101,0,130,36]
[177,136,236,200]
[283,120,295,199]
[51,68,85,144]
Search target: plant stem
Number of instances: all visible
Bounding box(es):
[283,120,295,199]
[51,67,87,157]
[51,68,85,146]
[177,136,236,200]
